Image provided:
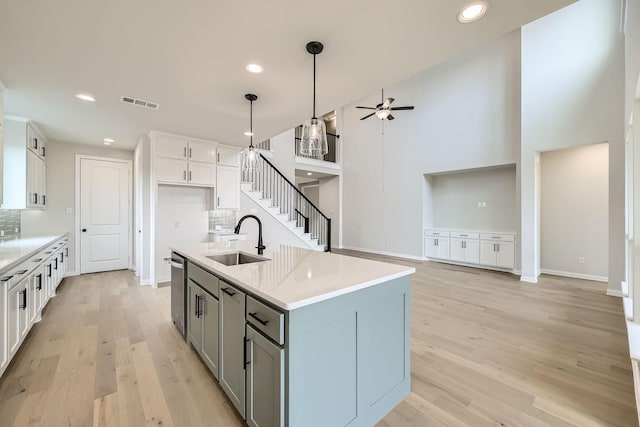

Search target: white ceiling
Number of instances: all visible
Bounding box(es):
[0,0,575,150]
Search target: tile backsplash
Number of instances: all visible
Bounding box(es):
[209,210,237,232]
[0,209,21,238]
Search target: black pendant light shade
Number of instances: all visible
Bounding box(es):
[241,93,261,172]
[300,41,328,157]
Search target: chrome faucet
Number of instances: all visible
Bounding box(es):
[234,215,266,255]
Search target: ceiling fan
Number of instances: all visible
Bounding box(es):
[356,89,415,121]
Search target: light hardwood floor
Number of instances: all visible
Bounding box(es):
[0,253,636,427]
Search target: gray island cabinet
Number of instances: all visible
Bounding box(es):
[174,241,415,427]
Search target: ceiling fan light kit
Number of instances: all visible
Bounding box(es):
[356,89,415,121]
[300,41,328,157]
[241,93,261,172]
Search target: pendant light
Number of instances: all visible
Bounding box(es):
[241,93,261,172]
[300,41,328,157]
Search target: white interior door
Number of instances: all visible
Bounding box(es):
[80,158,131,274]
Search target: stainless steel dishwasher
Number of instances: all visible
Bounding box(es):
[170,252,187,337]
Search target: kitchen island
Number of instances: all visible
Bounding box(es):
[172,241,415,427]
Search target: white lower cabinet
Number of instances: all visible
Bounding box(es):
[246,325,284,427]
[1,235,69,378]
[425,229,515,270]
[424,236,450,260]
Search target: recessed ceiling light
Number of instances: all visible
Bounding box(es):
[103,138,115,143]
[76,93,96,102]
[246,64,264,74]
[457,1,488,23]
[103,142,112,146]
[244,131,253,136]
[307,172,312,176]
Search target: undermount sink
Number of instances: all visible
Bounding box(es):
[205,251,269,266]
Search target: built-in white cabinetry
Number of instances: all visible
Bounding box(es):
[479,233,515,269]
[424,230,450,260]
[155,134,216,187]
[0,236,68,378]
[3,119,47,209]
[450,231,480,264]
[425,228,515,271]
[216,166,240,209]
[0,89,4,207]
[217,145,241,167]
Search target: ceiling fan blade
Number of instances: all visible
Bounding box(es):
[383,98,395,108]
[387,114,395,121]
[375,103,383,109]
[390,106,415,111]
[356,106,376,109]
[360,112,376,120]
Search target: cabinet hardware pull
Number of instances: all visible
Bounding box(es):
[248,312,270,326]
[217,197,220,206]
[20,289,27,310]
[217,152,220,163]
[221,287,236,297]
[47,264,52,277]
[460,234,467,237]
[37,274,42,290]
[42,146,46,157]
[1,275,14,282]
[54,259,58,270]
[34,138,38,149]
[65,248,69,257]
[183,147,187,158]
[33,193,38,204]
[189,148,192,158]
[16,269,28,275]
[42,195,46,205]
[189,171,192,181]
[183,170,187,181]
[496,243,500,252]
[492,236,501,239]
[244,337,250,369]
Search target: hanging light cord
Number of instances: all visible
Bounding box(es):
[312,52,317,119]
[249,98,254,148]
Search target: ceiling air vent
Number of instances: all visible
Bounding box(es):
[121,96,159,110]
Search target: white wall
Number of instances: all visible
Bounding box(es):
[341,30,521,257]
[430,166,517,231]
[269,129,296,182]
[521,0,625,288]
[626,0,640,128]
[318,176,340,249]
[155,184,211,283]
[540,143,609,279]
[20,140,133,274]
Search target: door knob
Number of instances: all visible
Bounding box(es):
[82,228,87,232]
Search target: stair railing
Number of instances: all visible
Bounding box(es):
[241,153,331,252]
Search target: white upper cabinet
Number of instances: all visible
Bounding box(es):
[217,145,240,167]
[153,133,217,187]
[156,134,188,160]
[216,165,240,209]
[2,119,47,209]
[189,140,216,164]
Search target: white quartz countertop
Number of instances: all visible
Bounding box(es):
[172,241,415,310]
[0,234,67,276]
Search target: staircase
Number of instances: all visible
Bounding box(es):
[241,154,331,252]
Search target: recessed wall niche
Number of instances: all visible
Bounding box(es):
[424,164,517,231]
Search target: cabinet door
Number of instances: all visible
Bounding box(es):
[216,165,240,209]
[436,238,450,260]
[157,158,188,184]
[201,292,220,379]
[26,150,40,208]
[479,241,497,266]
[424,236,437,258]
[188,141,216,164]
[156,135,188,160]
[496,242,515,269]
[8,280,28,357]
[29,272,38,325]
[450,238,465,262]
[187,280,202,353]
[246,325,284,427]
[188,162,216,187]
[464,240,480,265]
[217,145,240,167]
[0,284,7,374]
[220,282,246,418]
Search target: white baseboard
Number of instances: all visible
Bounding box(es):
[140,279,152,286]
[64,271,79,278]
[339,246,424,261]
[424,257,517,275]
[606,288,623,298]
[540,268,608,283]
[520,276,538,283]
